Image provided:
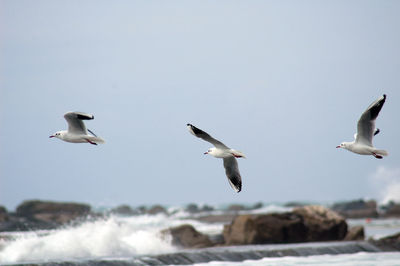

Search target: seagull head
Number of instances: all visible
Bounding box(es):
[204,147,216,155]
[49,131,63,140]
[336,142,349,149]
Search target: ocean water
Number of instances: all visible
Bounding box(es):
[0,203,399,265]
[193,252,400,266]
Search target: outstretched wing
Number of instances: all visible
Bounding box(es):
[356,94,386,146]
[223,156,242,193]
[64,111,93,134]
[187,124,229,149]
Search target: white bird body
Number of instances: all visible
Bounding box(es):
[337,94,387,159]
[50,112,105,145]
[187,123,245,193]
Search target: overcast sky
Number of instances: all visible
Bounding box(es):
[1,1,400,210]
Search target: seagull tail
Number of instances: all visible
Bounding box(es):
[88,136,105,144]
[375,149,388,156]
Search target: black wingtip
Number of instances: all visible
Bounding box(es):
[383,94,386,100]
[187,123,192,127]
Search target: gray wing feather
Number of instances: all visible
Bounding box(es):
[64,111,93,134]
[223,157,242,193]
[187,124,229,149]
[356,94,386,146]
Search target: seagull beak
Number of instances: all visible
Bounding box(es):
[49,135,55,138]
[336,145,341,148]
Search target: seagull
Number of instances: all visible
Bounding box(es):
[336,94,388,159]
[187,123,245,192]
[50,111,105,145]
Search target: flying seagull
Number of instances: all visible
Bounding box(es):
[336,94,388,159]
[187,123,245,192]
[50,111,105,145]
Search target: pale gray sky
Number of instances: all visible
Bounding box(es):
[1,1,400,210]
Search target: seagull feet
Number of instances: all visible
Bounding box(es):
[372,153,383,159]
[233,154,243,158]
[86,139,98,145]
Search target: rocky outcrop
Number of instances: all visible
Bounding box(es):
[292,205,347,242]
[109,205,138,216]
[146,205,167,215]
[185,203,214,213]
[331,199,378,218]
[381,201,400,218]
[0,206,9,222]
[223,205,347,245]
[16,200,91,224]
[344,225,364,241]
[162,224,214,248]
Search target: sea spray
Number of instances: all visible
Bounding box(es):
[0,214,177,263]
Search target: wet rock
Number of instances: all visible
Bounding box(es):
[227,204,246,212]
[146,205,167,215]
[186,203,200,213]
[381,201,400,217]
[195,214,237,224]
[162,224,214,248]
[0,205,9,222]
[331,199,378,218]
[110,205,138,216]
[16,200,91,224]
[293,205,348,242]
[344,225,364,241]
[371,232,400,251]
[223,205,347,245]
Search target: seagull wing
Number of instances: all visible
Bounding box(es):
[64,111,93,134]
[187,124,229,149]
[355,94,386,146]
[223,156,242,193]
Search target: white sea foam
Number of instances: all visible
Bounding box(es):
[370,166,400,204]
[0,214,176,264]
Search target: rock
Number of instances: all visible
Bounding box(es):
[223,213,307,245]
[146,205,167,215]
[344,226,364,241]
[16,200,91,224]
[196,214,237,224]
[381,201,400,217]
[227,204,246,212]
[201,205,214,212]
[371,232,400,251]
[223,205,347,245]
[110,205,138,216]
[186,204,200,213]
[162,224,213,248]
[251,202,263,210]
[0,205,9,222]
[284,201,308,207]
[331,199,378,218]
[293,205,348,242]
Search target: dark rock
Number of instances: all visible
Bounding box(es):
[186,204,200,213]
[0,205,9,222]
[227,204,246,212]
[251,202,263,210]
[161,224,214,248]
[201,205,214,212]
[110,205,138,216]
[331,199,378,218]
[293,205,348,242]
[284,201,308,207]
[195,214,237,224]
[381,201,400,217]
[344,226,364,241]
[16,200,91,224]
[147,205,167,215]
[371,232,400,251]
[223,205,347,245]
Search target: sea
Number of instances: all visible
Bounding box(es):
[0,203,399,265]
